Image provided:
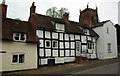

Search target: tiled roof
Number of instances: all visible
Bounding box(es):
[32,13,84,34]
[89,29,99,37]
[1,17,38,43]
[92,20,110,28]
[30,13,98,37]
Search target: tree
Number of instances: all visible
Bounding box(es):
[46,7,68,18]
[58,8,68,18]
[46,7,58,18]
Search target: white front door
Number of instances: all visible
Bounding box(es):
[76,41,81,56]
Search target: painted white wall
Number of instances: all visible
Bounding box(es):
[52,32,58,39]
[75,35,80,40]
[45,31,51,38]
[93,21,118,59]
[81,35,87,43]
[103,21,118,59]
[93,26,104,59]
[36,30,43,38]
[1,41,37,72]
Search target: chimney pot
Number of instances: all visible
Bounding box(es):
[63,12,69,22]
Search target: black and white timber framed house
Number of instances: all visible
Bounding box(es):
[29,2,98,66]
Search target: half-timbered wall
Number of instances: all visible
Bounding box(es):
[36,29,82,65]
[36,28,97,65]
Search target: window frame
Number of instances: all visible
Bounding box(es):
[52,40,58,48]
[107,27,109,34]
[108,43,112,53]
[55,23,65,31]
[13,32,26,42]
[76,41,81,51]
[87,42,92,49]
[11,53,25,64]
[45,40,51,48]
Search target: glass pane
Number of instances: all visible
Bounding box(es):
[53,41,57,47]
[14,33,19,40]
[20,34,25,40]
[76,42,80,51]
[46,41,50,47]
[19,54,24,63]
[12,55,18,63]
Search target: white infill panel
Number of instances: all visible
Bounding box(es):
[71,42,75,49]
[75,35,80,40]
[60,50,64,56]
[65,50,69,56]
[45,49,51,57]
[45,31,51,38]
[39,40,44,47]
[52,32,58,39]
[36,30,43,38]
[71,50,75,56]
[39,49,44,57]
[87,36,92,41]
[64,57,75,62]
[65,34,69,40]
[40,58,47,65]
[53,50,58,57]
[60,33,63,40]
[81,36,86,43]
[93,38,96,42]
[55,57,64,64]
[69,57,75,62]
[65,42,69,48]
[60,42,64,48]
[82,45,87,52]
[70,34,74,40]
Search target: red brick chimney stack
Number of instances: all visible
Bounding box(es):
[0,0,7,17]
[63,12,69,22]
[29,2,36,18]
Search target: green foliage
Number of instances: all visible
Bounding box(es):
[46,7,68,18]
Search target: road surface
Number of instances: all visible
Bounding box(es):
[73,62,119,74]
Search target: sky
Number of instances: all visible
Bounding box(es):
[0,0,119,24]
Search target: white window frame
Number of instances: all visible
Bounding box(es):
[13,33,26,42]
[55,23,65,32]
[45,40,51,48]
[11,52,25,64]
[76,41,81,51]
[108,43,112,53]
[107,27,109,34]
[52,40,58,48]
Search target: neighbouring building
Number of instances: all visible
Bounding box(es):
[0,1,38,72]
[92,21,118,59]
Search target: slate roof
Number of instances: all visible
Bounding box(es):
[1,17,38,43]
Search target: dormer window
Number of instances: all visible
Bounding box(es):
[83,29,87,34]
[55,23,65,32]
[82,29,89,35]
[13,33,26,42]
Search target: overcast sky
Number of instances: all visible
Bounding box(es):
[1,0,119,24]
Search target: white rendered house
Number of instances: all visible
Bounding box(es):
[92,20,118,59]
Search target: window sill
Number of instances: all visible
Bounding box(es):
[11,63,25,65]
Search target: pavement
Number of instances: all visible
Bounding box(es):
[2,57,120,75]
